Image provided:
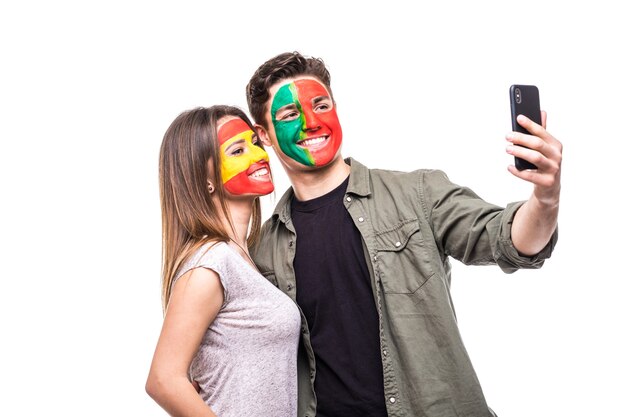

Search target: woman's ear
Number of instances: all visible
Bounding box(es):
[255,124,273,147]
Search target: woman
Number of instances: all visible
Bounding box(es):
[146,105,300,417]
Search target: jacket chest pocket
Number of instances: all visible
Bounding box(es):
[373,219,435,294]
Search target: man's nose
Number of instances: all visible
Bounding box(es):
[302,110,320,131]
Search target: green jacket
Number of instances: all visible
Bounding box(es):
[251,158,557,417]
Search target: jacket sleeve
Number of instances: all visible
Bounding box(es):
[418,169,557,273]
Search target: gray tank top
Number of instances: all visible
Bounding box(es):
[173,241,300,417]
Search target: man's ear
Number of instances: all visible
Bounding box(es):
[255,124,273,147]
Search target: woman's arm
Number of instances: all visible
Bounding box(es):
[146,267,224,417]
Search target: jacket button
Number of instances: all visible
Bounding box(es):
[346,196,352,202]
[289,240,294,247]
[358,217,364,222]
[389,397,396,404]
[395,241,401,247]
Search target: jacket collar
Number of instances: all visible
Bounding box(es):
[271,157,371,224]
[345,157,371,197]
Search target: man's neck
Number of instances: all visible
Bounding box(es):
[288,157,351,201]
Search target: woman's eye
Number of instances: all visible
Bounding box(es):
[231,148,244,156]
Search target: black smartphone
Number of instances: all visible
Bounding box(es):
[509,84,541,170]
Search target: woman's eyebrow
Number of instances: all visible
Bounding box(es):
[225,138,245,152]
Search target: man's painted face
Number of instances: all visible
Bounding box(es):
[270,78,342,167]
[217,118,274,196]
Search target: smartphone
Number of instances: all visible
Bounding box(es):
[509,84,541,170]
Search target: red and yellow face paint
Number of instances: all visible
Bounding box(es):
[217,118,274,196]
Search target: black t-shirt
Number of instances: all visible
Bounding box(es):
[291,177,387,417]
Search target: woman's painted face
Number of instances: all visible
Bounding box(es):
[217,118,274,196]
[270,78,342,167]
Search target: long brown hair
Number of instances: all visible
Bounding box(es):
[158,105,263,312]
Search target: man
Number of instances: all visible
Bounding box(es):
[246,51,562,417]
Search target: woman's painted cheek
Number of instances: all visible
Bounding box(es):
[220,141,270,185]
[218,138,252,184]
[220,154,242,185]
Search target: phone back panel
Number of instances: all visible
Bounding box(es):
[510,84,541,170]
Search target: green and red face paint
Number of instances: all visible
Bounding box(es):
[270,79,342,167]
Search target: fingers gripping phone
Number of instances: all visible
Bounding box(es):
[510,84,541,170]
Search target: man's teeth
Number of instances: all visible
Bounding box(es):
[249,167,269,178]
[298,137,326,147]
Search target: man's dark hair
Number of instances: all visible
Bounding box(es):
[246,51,332,129]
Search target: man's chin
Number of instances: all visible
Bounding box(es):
[276,145,342,172]
[308,142,342,168]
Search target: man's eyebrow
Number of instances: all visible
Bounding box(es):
[312,95,330,105]
[225,138,245,152]
[276,103,298,113]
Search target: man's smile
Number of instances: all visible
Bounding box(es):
[296,135,329,150]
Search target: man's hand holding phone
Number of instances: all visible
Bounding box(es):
[506,85,563,257]
[506,105,562,206]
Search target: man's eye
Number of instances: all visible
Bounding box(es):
[315,103,330,112]
[280,111,299,121]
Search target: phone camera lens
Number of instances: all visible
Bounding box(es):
[515,88,522,104]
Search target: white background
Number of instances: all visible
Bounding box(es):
[1,1,624,416]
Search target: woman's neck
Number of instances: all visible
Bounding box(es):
[223,198,254,248]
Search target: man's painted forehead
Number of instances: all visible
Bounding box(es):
[217,118,252,145]
[293,78,330,102]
